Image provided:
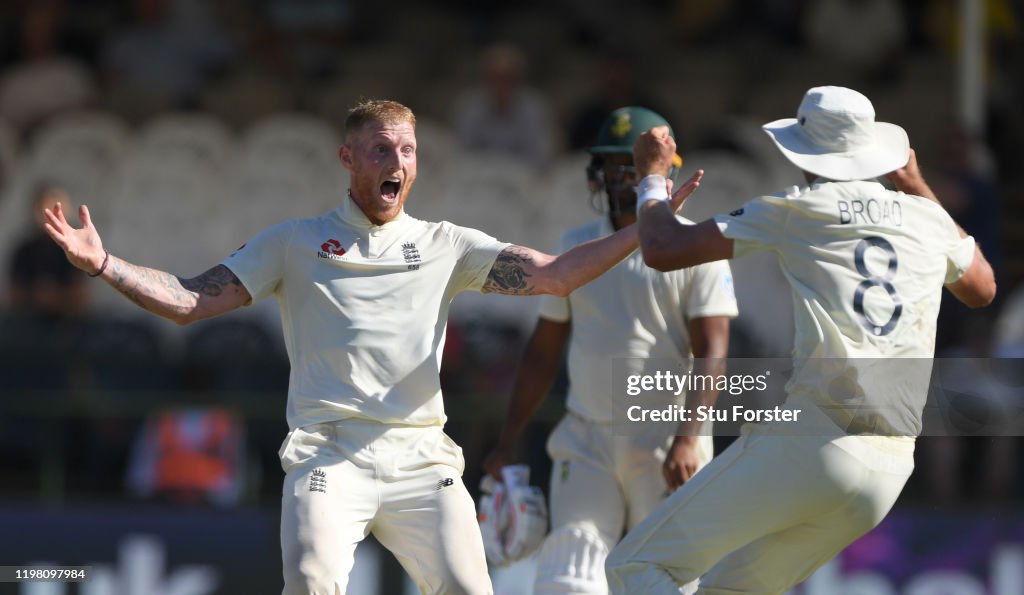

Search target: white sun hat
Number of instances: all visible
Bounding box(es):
[762,86,910,181]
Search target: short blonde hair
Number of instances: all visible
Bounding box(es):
[344,99,416,141]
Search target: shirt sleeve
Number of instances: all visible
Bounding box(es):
[684,260,739,319]
[945,234,977,284]
[713,194,790,258]
[442,222,512,293]
[220,220,295,302]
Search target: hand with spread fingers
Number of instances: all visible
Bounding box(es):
[43,202,107,276]
[667,169,704,213]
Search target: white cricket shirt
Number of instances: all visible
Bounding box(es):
[223,196,509,430]
[715,180,977,435]
[540,217,738,423]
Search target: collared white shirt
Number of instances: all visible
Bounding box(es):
[223,196,509,429]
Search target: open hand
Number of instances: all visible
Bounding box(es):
[43,202,106,275]
[666,169,704,214]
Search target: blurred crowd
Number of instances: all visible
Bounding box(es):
[0,0,1022,508]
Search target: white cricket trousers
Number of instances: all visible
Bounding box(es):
[605,418,915,595]
[278,420,493,595]
[534,413,713,594]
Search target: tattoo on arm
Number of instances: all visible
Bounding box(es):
[107,259,245,319]
[482,246,535,295]
[181,265,244,297]
[109,257,194,312]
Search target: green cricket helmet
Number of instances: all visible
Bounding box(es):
[588,106,683,168]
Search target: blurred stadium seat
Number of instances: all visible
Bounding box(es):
[182,316,289,392]
[230,112,345,238]
[8,110,132,230]
[78,315,170,392]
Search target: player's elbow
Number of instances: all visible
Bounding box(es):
[644,254,676,273]
[950,277,997,309]
[965,282,997,308]
[170,306,205,326]
[544,278,573,298]
[641,241,677,272]
[170,311,196,326]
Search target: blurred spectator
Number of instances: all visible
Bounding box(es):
[917,313,1020,507]
[100,0,234,112]
[0,0,98,137]
[931,125,1002,352]
[669,0,802,48]
[262,0,351,79]
[993,283,1024,357]
[932,125,1001,271]
[803,0,908,82]
[565,48,668,151]
[924,0,1019,69]
[451,41,557,169]
[125,362,249,507]
[669,0,736,45]
[7,184,89,322]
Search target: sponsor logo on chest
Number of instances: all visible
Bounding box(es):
[316,237,425,270]
[318,238,346,260]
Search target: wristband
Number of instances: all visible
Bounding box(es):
[88,249,110,277]
[636,174,669,214]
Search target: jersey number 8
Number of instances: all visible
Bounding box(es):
[853,236,902,336]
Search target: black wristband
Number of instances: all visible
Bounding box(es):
[88,249,110,277]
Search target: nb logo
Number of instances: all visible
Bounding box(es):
[435,478,454,491]
[729,208,744,217]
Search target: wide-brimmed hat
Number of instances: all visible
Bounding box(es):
[762,86,909,181]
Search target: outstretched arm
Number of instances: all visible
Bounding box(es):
[482,169,705,296]
[44,202,251,324]
[633,126,733,272]
[887,149,996,308]
[483,318,571,479]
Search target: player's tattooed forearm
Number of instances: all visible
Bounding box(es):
[483,246,535,295]
[181,265,243,297]
[108,257,193,312]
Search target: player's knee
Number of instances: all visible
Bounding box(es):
[281,555,346,595]
[605,557,681,595]
[421,559,492,595]
[534,524,612,594]
[439,572,493,595]
[281,574,344,595]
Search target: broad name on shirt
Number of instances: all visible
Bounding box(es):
[837,197,902,226]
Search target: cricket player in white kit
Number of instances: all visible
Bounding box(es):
[484,107,736,594]
[42,99,706,595]
[606,86,997,594]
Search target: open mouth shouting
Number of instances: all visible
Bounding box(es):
[381,178,402,204]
